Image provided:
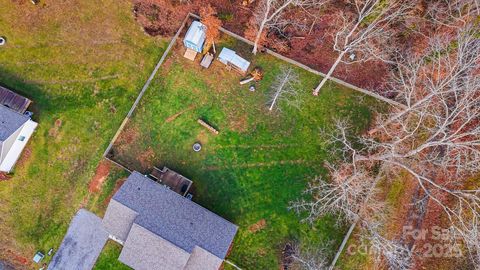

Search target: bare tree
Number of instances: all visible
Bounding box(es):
[365,229,413,270]
[425,0,479,29]
[249,0,327,54]
[291,161,379,225]
[312,0,412,95]
[267,67,301,111]
[290,243,330,270]
[293,19,480,268]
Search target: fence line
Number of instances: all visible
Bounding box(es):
[328,218,359,270]
[105,12,403,159]
[104,156,132,173]
[193,12,404,108]
[102,14,190,158]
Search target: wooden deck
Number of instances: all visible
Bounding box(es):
[150,166,192,196]
[0,86,31,113]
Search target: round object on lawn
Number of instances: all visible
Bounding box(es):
[193,142,202,152]
[249,85,256,92]
[0,37,6,46]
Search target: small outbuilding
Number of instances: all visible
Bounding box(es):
[0,86,37,173]
[217,48,250,74]
[200,53,214,69]
[183,21,206,54]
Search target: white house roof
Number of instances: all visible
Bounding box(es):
[184,21,206,49]
[217,48,250,72]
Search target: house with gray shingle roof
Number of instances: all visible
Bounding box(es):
[102,171,238,270]
[0,87,37,172]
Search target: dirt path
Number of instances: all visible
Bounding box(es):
[213,143,300,149]
[165,104,195,123]
[206,159,308,170]
[88,161,112,193]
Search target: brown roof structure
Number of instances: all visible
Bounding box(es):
[0,86,31,114]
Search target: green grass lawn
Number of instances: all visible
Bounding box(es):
[0,1,384,268]
[0,0,166,268]
[110,36,381,268]
[93,241,132,270]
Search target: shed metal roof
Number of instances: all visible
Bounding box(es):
[184,21,206,49]
[0,86,31,114]
[217,47,250,72]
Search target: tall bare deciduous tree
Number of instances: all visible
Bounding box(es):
[267,67,301,111]
[312,0,412,95]
[250,0,327,54]
[293,20,480,269]
[290,243,329,270]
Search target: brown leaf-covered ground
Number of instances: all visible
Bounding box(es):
[132,0,391,92]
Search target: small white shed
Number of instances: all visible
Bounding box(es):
[0,105,37,173]
[183,21,206,53]
[217,48,250,74]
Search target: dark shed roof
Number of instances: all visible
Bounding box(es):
[111,171,238,259]
[0,86,31,114]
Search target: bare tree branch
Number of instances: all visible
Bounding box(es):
[312,0,413,95]
[267,67,302,111]
[250,0,328,54]
[290,243,330,270]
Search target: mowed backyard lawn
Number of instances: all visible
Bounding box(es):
[109,36,381,268]
[0,0,166,268]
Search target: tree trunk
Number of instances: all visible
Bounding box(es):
[313,50,347,96]
[269,69,291,110]
[252,21,266,55]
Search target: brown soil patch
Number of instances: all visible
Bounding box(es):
[88,160,112,193]
[248,219,267,233]
[0,173,12,182]
[137,147,156,170]
[48,119,62,138]
[116,126,139,145]
[4,249,28,266]
[196,130,210,145]
[228,113,248,132]
[115,126,141,156]
[103,178,127,206]
[16,146,32,168]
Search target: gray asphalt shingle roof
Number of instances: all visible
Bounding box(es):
[111,171,238,260]
[47,209,109,270]
[0,105,29,141]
